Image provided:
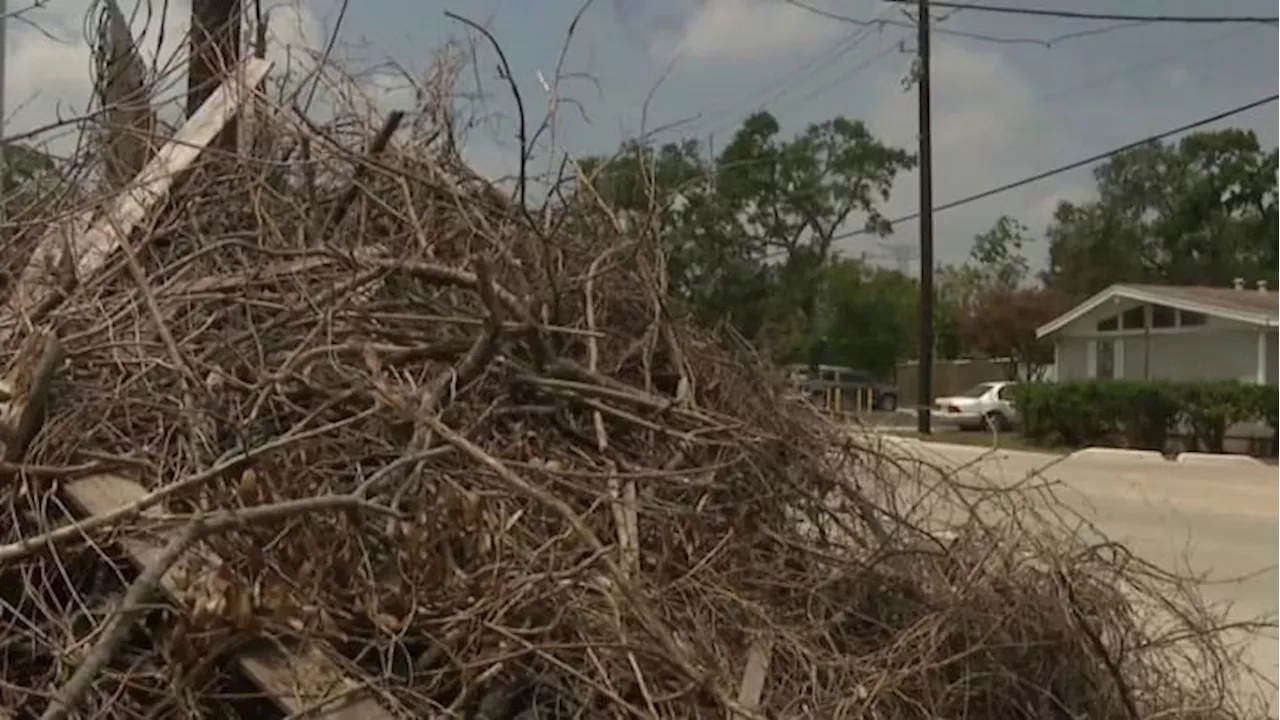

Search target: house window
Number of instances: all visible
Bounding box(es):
[1152,304,1177,328]
[1121,306,1146,330]
[1096,315,1119,332]
[1095,339,1116,379]
[1179,310,1207,327]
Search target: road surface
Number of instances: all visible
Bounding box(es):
[866,434,1279,714]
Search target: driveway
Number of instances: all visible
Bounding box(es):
[871,435,1279,715]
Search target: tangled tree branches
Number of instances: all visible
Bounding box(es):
[0,51,1268,720]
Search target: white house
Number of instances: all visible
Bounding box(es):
[1036,281,1278,384]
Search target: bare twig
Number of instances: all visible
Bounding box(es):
[39,493,390,720]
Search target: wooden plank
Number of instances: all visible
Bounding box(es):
[734,638,772,717]
[3,55,272,334]
[0,330,63,462]
[62,474,394,720]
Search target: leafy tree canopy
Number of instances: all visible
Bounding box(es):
[579,111,916,368]
[1044,129,1278,296]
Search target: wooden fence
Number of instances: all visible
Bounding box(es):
[894,358,1012,408]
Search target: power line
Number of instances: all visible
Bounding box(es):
[923,25,1257,156]
[679,23,1242,189]
[783,0,1149,47]
[881,0,1279,25]
[787,41,905,108]
[831,93,1280,242]
[694,0,1180,142]
[702,27,885,135]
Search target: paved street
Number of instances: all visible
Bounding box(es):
[870,434,1279,714]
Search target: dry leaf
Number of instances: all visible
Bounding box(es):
[374,612,404,632]
[237,467,259,502]
[363,342,382,376]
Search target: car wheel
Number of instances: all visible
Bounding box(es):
[877,393,898,412]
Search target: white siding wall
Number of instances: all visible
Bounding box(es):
[1052,299,1270,384]
[1059,330,1258,381]
[1057,337,1090,382]
[1267,331,1278,385]
[1050,306,1275,445]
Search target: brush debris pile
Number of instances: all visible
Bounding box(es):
[0,92,1264,720]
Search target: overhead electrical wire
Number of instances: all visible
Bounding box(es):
[695,0,1193,139]
[701,31,881,134]
[696,5,899,135]
[786,42,906,108]
[782,0,1148,46]
[879,0,1279,25]
[641,3,1274,248]
[636,41,1270,233]
[924,25,1258,155]
[828,93,1280,242]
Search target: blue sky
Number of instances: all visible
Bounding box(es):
[10,0,1278,268]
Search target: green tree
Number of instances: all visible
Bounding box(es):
[0,142,61,223]
[934,264,983,359]
[578,140,770,329]
[580,112,915,354]
[969,214,1031,289]
[805,257,918,377]
[714,112,914,327]
[958,286,1069,379]
[2,143,57,189]
[1044,129,1278,296]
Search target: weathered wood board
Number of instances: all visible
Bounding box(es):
[62,474,395,720]
[2,55,272,337]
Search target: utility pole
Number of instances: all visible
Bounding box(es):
[915,0,936,434]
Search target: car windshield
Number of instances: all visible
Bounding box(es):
[960,383,995,398]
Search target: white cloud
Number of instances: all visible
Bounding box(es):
[856,40,1080,265]
[5,0,322,154]
[653,0,844,62]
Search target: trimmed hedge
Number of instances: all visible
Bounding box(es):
[1013,380,1279,454]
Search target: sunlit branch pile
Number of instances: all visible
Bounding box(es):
[0,53,1266,720]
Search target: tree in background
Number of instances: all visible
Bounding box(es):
[1044,129,1278,296]
[969,214,1031,289]
[959,286,1069,379]
[806,257,917,377]
[2,143,58,189]
[933,264,983,360]
[580,122,1277,379]
[0,142,63,240]
[580,111,915,366]
[952,215,1067,377]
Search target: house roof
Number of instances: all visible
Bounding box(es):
[1036,283,1280,338]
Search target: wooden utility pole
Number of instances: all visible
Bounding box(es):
[188,0,242,152]
[915,0,936,434]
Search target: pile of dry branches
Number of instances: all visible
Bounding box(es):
[0,54,1267,720]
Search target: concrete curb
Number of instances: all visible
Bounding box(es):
[1174,452,1266,467]
[1069,447,1166,463]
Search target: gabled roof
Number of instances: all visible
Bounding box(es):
[1036,283,1280,338]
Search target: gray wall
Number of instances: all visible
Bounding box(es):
[1052,299,1271,384]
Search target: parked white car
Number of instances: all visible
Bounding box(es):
[933,381,1019,431]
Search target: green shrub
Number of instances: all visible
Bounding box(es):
[1012,380,1278,453]
[1251,385,1280,457]
[1178,381,1275,453]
